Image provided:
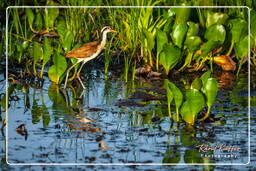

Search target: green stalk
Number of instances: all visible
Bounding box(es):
[226,42,234,56]
[200,107,211,121]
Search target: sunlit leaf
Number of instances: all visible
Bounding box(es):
[25,8,34,31]
[206,11,228,28]
[171,23,188,48]
[48,53,67,84]
[34,12,43,30]
[191,77,202,90]
[199,40,221,57]
[229,18,247,43]
[44,1,59,29]
[251,10,256,39]
[187,22,199,37]
[142,28,155,51]
[156,29,168,55]
[175,5,191,24]
[57,19,66,43]
[234,35,249,59]
[203,78,218,110]
[63,31,74,52]
[200,70,211,90]
[204,24,226,44]
[180,89,205,125]
[43,37,52,66]
[32,42,43,74]
[168,81,183,115]
[185,36,202,52]
[160,44,181,74]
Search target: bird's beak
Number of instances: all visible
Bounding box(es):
[110,29,117,33]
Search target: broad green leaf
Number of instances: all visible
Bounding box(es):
[48,53,67,84]
[191,77,202,90]
[204,24,226,44]
[160,44,181,74]
[143,28,155,51]
[185,36,202,52]
[199,40,221,57]
[200,70,211,89]
[44,1,59,29]
[25,8,34,31]
[164,80,174,115]
[175,5,191,24]
[168,81,183,112]
[32,42,43,63]
[63,31,74,52]
[187,22,199,37]
[43,37,52,66]
[171,23,188,48]
[204,78,218,109]
[180,89,205,125]
[34,12,43,30]
[229,19,247,43]
[156,29,168,55]
[57,19,66,43]
[206,11,228,28]
[234,35,250,59]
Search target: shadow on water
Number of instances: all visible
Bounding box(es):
[0,69,255,169]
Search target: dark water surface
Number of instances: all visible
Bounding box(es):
[1,68,255,170]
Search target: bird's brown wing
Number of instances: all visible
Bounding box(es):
[65,41,100,58]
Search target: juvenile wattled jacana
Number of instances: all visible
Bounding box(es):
[64,26,117,89]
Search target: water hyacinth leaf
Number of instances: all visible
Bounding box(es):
[44,1,59,29]
[25,8,34,31]
[63,31,74,52]
[164,79,174,117]
[229,19,247,43]
[199,40,221,57]
[48,53,67,84]
[143,28,155,51]
[191,77,202,90]
[187,22,199,37]
[204,78,218,109]
[160,44,181,74]
[180,89,205,125]
[34,12,43,31]
[204,24,226,44]
[57,19,66,43]
[43,37,52,66]
[168,81,183,121]
[32,42,43,74]
[185,36,202,52]
[206,11,229,28]
[171,23,188,48]
[157,29,168,55]
[175,5,191,24]
[234,35,249,59]
[200,70,211,90]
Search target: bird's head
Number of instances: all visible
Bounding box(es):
[101,26,117,34]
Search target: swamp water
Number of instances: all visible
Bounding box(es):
[1,68,254,169]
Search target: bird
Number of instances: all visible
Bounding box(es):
[64,26,117,89]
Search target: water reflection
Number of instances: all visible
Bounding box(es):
[2,71,251,165]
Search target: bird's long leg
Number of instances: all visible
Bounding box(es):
[76,61,87,89]
[64,61,81,89]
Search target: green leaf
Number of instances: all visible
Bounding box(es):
[187,22,199,37]
[43,37,52,66]
[199,40,221,57]
[206,11,229,28]
[229,19,247,43]
[191,77,202,90]
[143,28,155,51]
[25,8,35,31]
[57,19,66,43]
[34,12,43,30]
[32,42,43,74]
[48,53,67,84]
[168,81,183,113]
[44,1,59,29]
[156,29,168,55]
[234,35,250,59]
[180,89,205,125]
[175,5,191,24]
[203,78,218,109]
[171,23,188,48]
[63,31,74,52]
[185,36,202,52]
[160,44,181,74]
[204,24,226,44]
[200,70,211,89]
[164,79,174,117]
